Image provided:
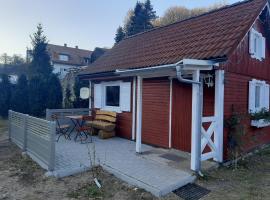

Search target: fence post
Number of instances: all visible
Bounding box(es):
[46,109,50,121]
[8,110,12,141]
[48,121,56,171]
[23,114,29,152]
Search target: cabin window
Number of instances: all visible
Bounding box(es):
[94,81,131,112]
[249,79,269,113]
[59,54,69,61]
[105,86,120,107]
[255,85,261,109]
[249,28,265,60]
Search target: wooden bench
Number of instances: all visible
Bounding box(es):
[87,110,117,139]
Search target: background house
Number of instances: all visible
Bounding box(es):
[46,44,92,79]
[27,44,108,79]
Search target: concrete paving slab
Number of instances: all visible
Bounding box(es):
[53,136,196,197]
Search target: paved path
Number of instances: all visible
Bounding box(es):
[54,136,195,197]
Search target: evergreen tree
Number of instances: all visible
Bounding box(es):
[73,78,88,108]
[114,26,125,44]
[28,75,47,117]
[126,2,145,36]
[29,24,52,78]
[125,0,157,36]
[27,24,63,115]
[0,74,11,117]
[10,75,29,114]
[64,84,73,108]
[46,74,63,109]
[143,0,157,29]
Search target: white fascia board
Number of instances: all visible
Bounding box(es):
[115,58,218,77]
[182,59,219,66]
[181,59,218,71]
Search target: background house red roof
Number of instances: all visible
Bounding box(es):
[47,44,92,66]
[81,0,267,75]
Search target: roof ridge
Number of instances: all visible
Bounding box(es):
[123,0,263,40]
[48,43,92,52]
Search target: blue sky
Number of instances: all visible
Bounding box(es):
[0,0,238,56]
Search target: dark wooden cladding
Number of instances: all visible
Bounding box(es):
[222,20,270,79]
[115,79,133,139]
[222,18,270,158]
[171,80,192,152]
[142,78,170,148]
[203,85,215,117]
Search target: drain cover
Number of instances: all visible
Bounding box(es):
[160,153,187,162]
[173,183,210,200]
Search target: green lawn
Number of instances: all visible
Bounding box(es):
[197,146,270,200]
[0,119,8,135]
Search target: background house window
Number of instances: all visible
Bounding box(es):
[59,54,69,61]
[105,86,120,107]
[84,57,90,64]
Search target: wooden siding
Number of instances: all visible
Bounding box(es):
[222,20,270,79]
[171,80,215,152]
[171,80,192,152]
[141,78,170,148]
[222,18,270,158]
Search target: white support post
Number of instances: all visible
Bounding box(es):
[132,77,136,140]
[136,76,142,153]
[89,80,92,115]
[214,70,224,162]
[169,78,173,148]
[191,70,202,171]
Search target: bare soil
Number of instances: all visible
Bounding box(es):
[0,119,269,200]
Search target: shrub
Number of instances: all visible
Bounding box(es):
[0,74,11,117]
[10,74,29,114]
[28,75,48,117]
[46,74,62,109]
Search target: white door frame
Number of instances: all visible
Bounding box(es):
[191,70,224,171]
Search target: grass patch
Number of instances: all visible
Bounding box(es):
[8,153,43,184]
[67,183,103,199]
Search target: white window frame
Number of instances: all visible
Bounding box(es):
[102,81,122,113]
[249,28,266,61]
[59,54,69,61]
[94,81,131,113]
[249,79,269,113]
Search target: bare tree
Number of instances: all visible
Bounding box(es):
[11,54,25,65]
[153,1,227,27]
[0,53,12,65]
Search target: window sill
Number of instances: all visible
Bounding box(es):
[251,119,270,128]
[101,106,122,113]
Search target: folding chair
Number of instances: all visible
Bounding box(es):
[51,114,71,142]
[74,115,93,143]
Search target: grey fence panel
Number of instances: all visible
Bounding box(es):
[9,110,26,149]
[46,108,91,126]
[9,110,56,171]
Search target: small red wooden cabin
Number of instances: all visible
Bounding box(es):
[79,0,270,171]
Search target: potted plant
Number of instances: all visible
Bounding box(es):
[250,108,270,128]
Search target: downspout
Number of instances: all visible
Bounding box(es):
[176,65,201,85]
[176,65,204,177]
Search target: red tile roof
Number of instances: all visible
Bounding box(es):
[47,44,92,66]
[80,0,267,75]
